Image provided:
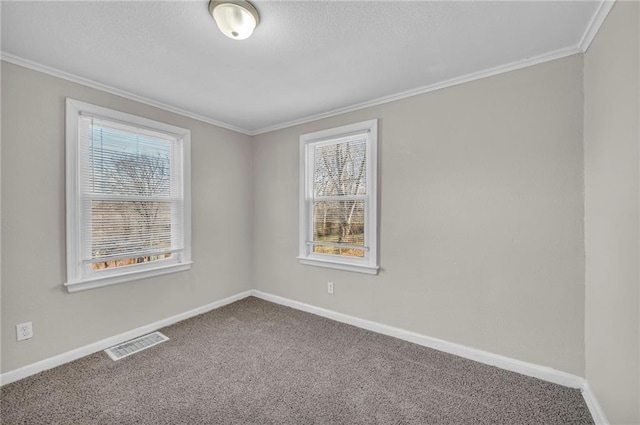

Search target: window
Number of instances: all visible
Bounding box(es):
[298,119,378,274]
[65,99,191,292]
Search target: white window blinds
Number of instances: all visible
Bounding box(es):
[78,115,185,271]
[311,135,368,257]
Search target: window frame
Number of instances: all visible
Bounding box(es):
[65,98,192,293]
[298,119,378,275]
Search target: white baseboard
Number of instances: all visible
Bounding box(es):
[1,288,609,425]
[250,289,584,387]
[0,290,252,386]
[250,289,609,424]
[581,382,610,425]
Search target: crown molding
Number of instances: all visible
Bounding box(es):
[0,53,253,136]
[578,0,616,52]
[2,0,612,137]
[251,45,582,135]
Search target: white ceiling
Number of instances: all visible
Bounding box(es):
[2,1,606,135]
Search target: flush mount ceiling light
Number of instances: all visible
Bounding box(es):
[209,0,260,40]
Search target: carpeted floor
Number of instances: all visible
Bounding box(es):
[1,297,593,424]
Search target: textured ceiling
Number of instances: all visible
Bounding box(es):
[2,1,603,134]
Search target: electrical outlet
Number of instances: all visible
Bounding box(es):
[16,322,33,342]
[327,281,334,294]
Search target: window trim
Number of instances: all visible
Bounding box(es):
[65,98,192,293]
[297,119,379,275]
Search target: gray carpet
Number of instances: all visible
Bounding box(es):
[1,297,593,424]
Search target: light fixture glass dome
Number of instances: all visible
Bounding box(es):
[209,0,260,40]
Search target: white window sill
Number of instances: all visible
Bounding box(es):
[64,261,193,293]
[297,256,378,275]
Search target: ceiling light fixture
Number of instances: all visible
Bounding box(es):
[209,0,260,40]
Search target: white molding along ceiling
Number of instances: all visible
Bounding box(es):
[1,1,613,135]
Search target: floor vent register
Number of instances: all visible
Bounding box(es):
[105,331,169,361]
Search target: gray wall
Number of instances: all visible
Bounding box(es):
[4,17,638,421]
[253,55,586,376]
[1,62,254,373]
[584,2,640,424]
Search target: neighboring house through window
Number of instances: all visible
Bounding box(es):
[65,99,191,292]
[298,119,378,274]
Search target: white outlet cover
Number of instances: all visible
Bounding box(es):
[16,322,33,341]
